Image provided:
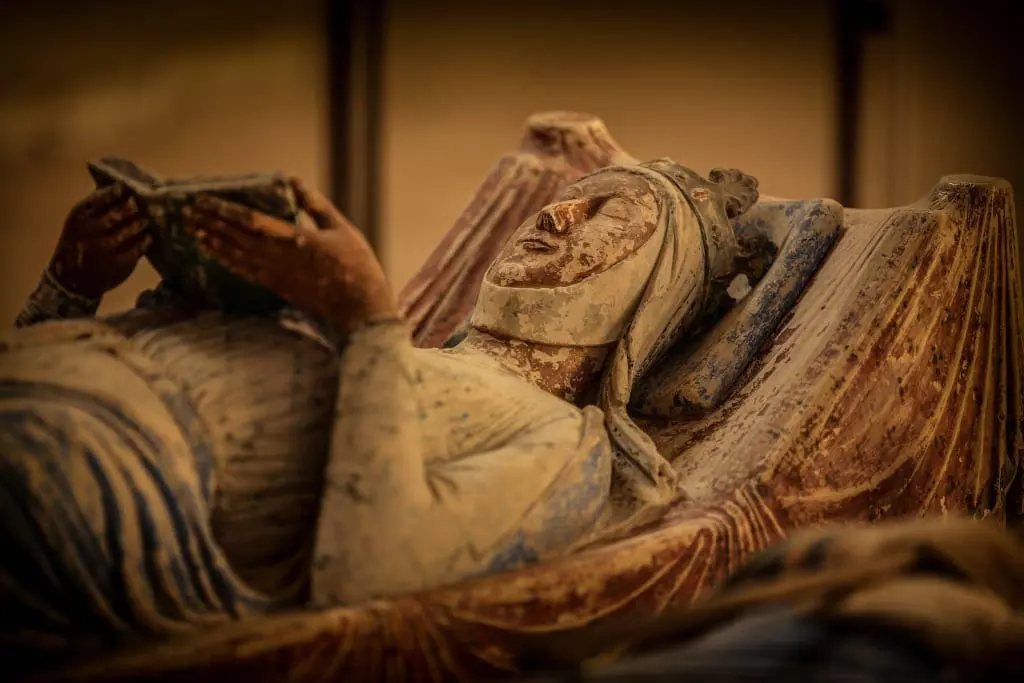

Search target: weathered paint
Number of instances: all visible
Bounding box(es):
[12,114,1023,683]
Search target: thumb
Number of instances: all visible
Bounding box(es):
[288,177,349,232]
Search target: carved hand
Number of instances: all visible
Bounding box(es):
[182,179,397,333]
[48,183,151,298]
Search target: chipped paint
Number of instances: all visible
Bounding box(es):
[11,115,1022,683]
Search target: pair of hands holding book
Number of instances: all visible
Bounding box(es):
[49,178,398,333]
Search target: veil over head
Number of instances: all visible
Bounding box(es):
[472,157,759,505]
[592,159,758,505]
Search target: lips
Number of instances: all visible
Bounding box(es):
[519,237,558,253]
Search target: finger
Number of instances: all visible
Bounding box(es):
[180,204,205,236]
[190,197,296,240]
[193,228,270,277]
[288,177,346,231]
[187,214,267,255]
[247,210,298,240]
[191,194,254,224]
[196,239,267,290]
[181,205,249,246]
[107,233,152,275]
[108,220,149,251]
[97,198,142,233]
[77,183,130,218]
[196,240,257,282]
[121,233,154,261]
[194,229,255,270]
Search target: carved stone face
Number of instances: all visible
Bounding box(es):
[487,171,661,288]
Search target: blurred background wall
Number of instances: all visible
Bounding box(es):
[0,0,328,318]
[382,0,838,284]
[0,0,1020,323]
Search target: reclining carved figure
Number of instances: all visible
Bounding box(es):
[1,112,1020,683]
[0,116,835,670]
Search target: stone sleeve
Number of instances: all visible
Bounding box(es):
[310,320,611,607]
[14,270,101,328]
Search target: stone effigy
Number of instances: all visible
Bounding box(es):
[2,112,1021,682]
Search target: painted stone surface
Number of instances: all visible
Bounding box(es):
[6,112,1022,683]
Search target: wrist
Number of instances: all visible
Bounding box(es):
[48,257,105,300]
[362,287,400,320]
[41,269,102,308]
[324,303,400,337]
[318,307,402,352]
[16,269,102,327]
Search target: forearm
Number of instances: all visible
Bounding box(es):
[324,317,429,499]
[311,318,433,605]
[14,270,101,328]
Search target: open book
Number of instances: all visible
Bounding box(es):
[87,157,300,314]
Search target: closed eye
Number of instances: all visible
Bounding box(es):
[593,197,634,223]
[584,194,613,217]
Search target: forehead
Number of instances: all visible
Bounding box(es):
[561,170,652,200]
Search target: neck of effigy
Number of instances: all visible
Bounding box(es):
[453,330,611,405]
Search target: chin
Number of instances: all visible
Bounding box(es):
[486,261,532,287]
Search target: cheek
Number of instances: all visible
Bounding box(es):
[569,222,633,267]
[486,259,529,287]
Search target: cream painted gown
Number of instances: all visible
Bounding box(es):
[0,304,610,661]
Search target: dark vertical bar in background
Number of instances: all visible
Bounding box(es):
[834,0,890,208]
[834,0,859,207]
[327,0,385,250]
[327,0,351,221]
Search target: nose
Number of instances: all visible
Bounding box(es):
[536,198,592,234]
